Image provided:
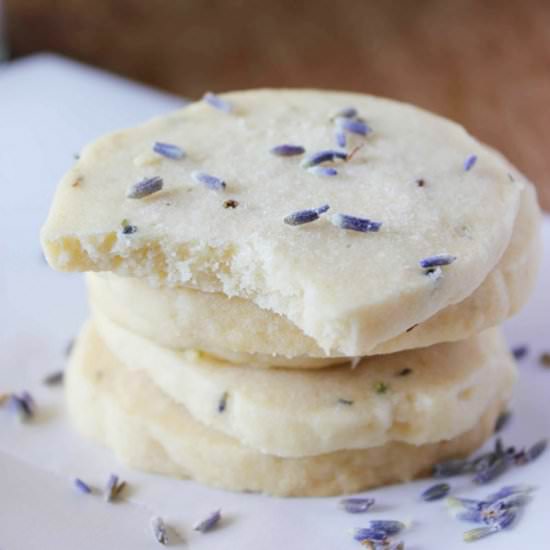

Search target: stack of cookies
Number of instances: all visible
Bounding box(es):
[41,90,541,496]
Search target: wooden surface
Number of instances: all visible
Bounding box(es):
[5,0,549,210]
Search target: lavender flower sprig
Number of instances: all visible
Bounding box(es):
[203,91,232,113]
[191,171,226,191]
[353,527,388,543]
[284,204,330,226]
[270,144,305,157]
[339,497,375,513]
[127,176,163,199]
[43,370,64,386]
[331,213,382,233]
[153,142,185,160]
[193,509,222,533]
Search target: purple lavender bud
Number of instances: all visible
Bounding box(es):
[105,474,122,502]
[447,496,486,511]
[7,394,33,420]
[127,176,163,199]
[335,130,347,148]
[191,171,226,191]
[218,392,228,413]
[334,107,358,118]
[353,528,388,542]
[339,497,375,513]
[421,482,450,501]
[153,142,186,160]
[284,205,330,226]
[337,117,372,136]
[486,485,534,503]
[526,438,547,462]
[193,509,222,533]
[331,213,382,233]
[473,457,509,485]
[494,410,512,433]
[74,478,92,494]
[464,154,478,171]
[203,91,232,113]
[512,345,528,360]
[419,254,457,269]
[307,166,338,177]
[43,370,64,386]
[270,144,305,157]
[367,520,406,535]
[301,149,348,168]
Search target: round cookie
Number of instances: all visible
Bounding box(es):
[67,321,507,496]
[87,180,540,364]
[43,89,527,355]
[94,310,516,457]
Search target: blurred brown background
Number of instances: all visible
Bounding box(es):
[4,0,550,210]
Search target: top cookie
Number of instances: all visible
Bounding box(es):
[41,89,525,355]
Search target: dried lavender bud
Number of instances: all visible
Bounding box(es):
[151,516,169,545]
[270,144,305,157]
[353,528,388,542]
[374,382,388,394]
[464,154,478,172]
[336,117,372,136]
[7,393,33,421]
[526,438,547,462]
[470,451,497,473]
[203,91,232,113]
[284,204,330,226]
[333,107,358,119]
[421,482,450,501]
[419,254,457,269]
[367,520,406,536]
[301,149,348,168]
[337,398,354,406]
[486,485,534,503]
[331,213,382,233]
[539,352,550,366]
[473,456,508,484]
[120,219,138,235]
[307,166,338,177]
[223,199,239,209]
[105,474,126,502]
[494,410,511,433]
[335,130,347,148]
[483,494,529,518]
[153,142,186,160]
[218,392,228,413]
[74,478,92,494]
[340,497,375,513]
[512,345,528,360]
[432,458,470,478]
[463,509,516,542]
[193,509,222,533]
[127,176,163,199]
[191,171,226,191]
[43,370,64,386]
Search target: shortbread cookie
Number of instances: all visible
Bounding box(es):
[93,310,516,457]
[42,89,526,355]
[87,180,540,364]
[67,322,506,496]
